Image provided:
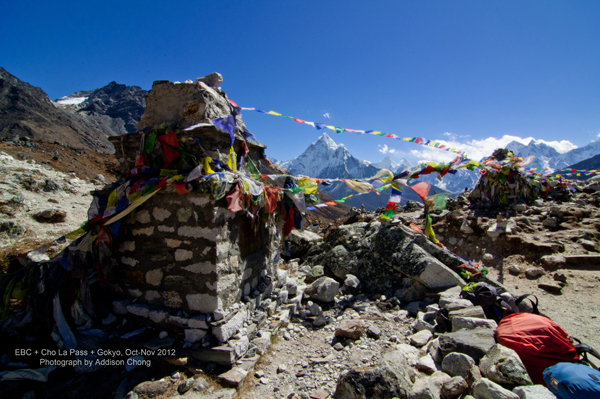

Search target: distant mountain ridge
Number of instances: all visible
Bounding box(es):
[506,139,600,172]
[0,68,148,153]
[0,67,114,153]
[278,133,450,210]
[55,81,147,136]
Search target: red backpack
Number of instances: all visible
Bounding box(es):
[495,313,579,385]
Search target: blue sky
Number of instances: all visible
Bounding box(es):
[2,1,599,164]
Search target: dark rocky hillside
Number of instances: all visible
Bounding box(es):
[0,67,114,153]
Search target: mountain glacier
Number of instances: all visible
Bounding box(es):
[507,139,600,171]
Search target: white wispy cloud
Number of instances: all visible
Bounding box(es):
[378,144,396,154]
[408,134,577,163]
[322,112,331,119]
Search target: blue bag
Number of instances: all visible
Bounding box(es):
[543,362,600,399]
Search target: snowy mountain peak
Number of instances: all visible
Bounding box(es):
[375,156,398,171]
[313,133,339,151]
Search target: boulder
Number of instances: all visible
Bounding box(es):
[335,320,366,340]
[133,380,170,397]
[525,269,544,279]
[441,352,481,386]
[512,385,556,399]
[333,362,409,399]
[416,355,437,375]
[412,311,437,333]
[382,346,421,383]
[472,378,519,399]
[452,317,498,332]
[439,297,473,311]
[448,306,486,320]
[34,209,67,223]
[479,344,532,387]
[343,274,362,295]
[441,376,468,399]
[396,281,428,303]
[326,245,360,279]
[409,330,433,347]
[538,283,562,294]
[408,376,441,399]
[305,265,325,284]
[305,277,340,302]
[439,328,496,362]
[290,229,323,258]
[218,366,248,388]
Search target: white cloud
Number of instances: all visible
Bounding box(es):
[323,112,331,119]
[530,139,577,153]
[378,144,396,154]
[407,134,577,164]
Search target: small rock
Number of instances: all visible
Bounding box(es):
[343,274,361,295]
[33,209,67,223]
[525,269,544,279]
[367,325,382,340]
[416,354,437,374]
[219,367,248,387]
[538,283,562,294]
[578,239,596,251]
[513,385,556,399]
[473,378,519,399]
[159,331,168,339]
[441,376,468,398]
[479,344,532,386]
[441,352,481,385]
[334,320,366,340]
[313,315,327,327]
[178,378,194,395]
[308,301,323,316]
[133,380,170,397]
[277,364,287,373]
[305,277,339,302]
[409,329,433,347]
[553,272,568,283]
[508,265,522,276]
[309,389,330,399]
[452,317,498,332]
[543,218,557,228]
[333,342,344,351]
[541,255,566,268]
[483,253,494,262]
[460,221,475,234]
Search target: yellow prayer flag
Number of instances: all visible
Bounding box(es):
[267,111,282,116]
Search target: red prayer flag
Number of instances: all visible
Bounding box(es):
[409,182,431,201]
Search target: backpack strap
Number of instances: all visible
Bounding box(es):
[515,293,539,314]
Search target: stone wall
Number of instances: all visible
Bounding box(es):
[112,186,279,316]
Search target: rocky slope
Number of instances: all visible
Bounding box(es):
[5,198,598,399]
[0,141,118,261]
[54,81,147,136]
[0,68,114,153]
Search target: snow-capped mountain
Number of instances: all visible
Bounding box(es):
[552,141,600,170]
[279,133,451,210]
[54,81,147,136]
[507,139,600,171]
[373,156,417,173]
[280,133,380,179]
[506,140,561,170]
